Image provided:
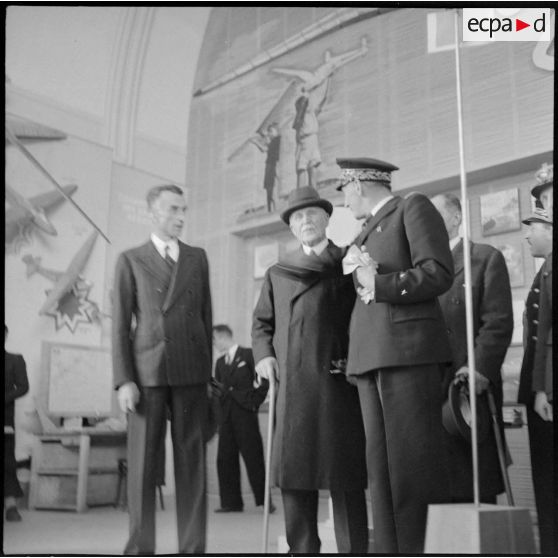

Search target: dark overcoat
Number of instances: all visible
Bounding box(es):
[439,240,513,499]
[252,242,367,491]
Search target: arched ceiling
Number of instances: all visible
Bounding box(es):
[5,6,211,152]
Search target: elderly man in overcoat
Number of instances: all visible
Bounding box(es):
[252,186,368,554]
[112,184,212,555]
[338,158,453,554]
[431,193,513,503]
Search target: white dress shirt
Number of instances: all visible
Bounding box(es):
[302,237,328,256]
[225,344,239,365]
[370,194,395,217]
[151,233,179,262]
[449,235,462,251]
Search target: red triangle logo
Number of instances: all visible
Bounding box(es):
[516,19,530,31]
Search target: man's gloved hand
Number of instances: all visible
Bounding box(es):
[455,366,490,395]
[534,391,553,422]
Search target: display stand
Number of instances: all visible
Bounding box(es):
[29,429,126,512]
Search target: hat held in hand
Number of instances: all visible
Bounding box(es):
[442,377,491,442]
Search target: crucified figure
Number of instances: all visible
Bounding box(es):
[272,38,368,188]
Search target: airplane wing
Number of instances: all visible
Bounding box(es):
[270,68,313,82]
[26,184,78,211]
[255,80,301,136]
[5,115,67,144]
[228,80,301,162]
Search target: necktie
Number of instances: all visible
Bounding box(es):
[164,245,175,267]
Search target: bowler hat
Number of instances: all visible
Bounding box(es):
[336,157,399,191]
[280,186,333,224]
[530,162,553,201]
[442,378,490,443]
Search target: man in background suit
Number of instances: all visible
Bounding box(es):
[252,187,368,554]
[431,193,513,503]
[4,324,29,522]
[112,184,213,555]
[338,158,453,554]
[211,324,269,513]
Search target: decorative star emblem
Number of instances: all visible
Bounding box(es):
[44,279,98,333]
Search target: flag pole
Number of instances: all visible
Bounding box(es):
[453,8,480,506]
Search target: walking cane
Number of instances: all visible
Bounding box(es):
[261,372,276,553]
[487,386,515,506]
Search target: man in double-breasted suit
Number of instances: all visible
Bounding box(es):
[4,324,29,522]
[211,324,268,513]
[252,187,368,554]
[112,184,212,555]
[431,193,513,503]
[338,158,453,554]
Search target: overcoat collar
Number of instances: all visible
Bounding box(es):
[356,196,400,246]
[290,241,341,306]
[137,240,196,311]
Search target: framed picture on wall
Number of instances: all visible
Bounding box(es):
[480,188,521,236]
[493,238,525,287]
[253,242,279,279]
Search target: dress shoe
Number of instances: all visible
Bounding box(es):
[214,506,243,513]
[5,506,22,522]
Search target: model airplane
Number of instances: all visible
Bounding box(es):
[227,38,368,162]
[22,230,99,315]
[5,114,67,144]
[5,184,78,242]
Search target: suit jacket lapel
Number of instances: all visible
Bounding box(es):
[357,197,400,246]
[162,242,195,312]
[230,347,241,371]
[138,242,172,285]
[452,238,465,275]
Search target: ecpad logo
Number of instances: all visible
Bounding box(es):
[463,8,551,42]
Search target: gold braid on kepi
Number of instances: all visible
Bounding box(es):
[336,157,399,191]
[531,162,553,203]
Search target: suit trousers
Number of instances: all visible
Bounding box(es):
[4,434,23,499]
[356,364,449,554]
[216,405,265,508]
[281,488,368,553]
[526,405,556,554]
[124,385,207,555]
